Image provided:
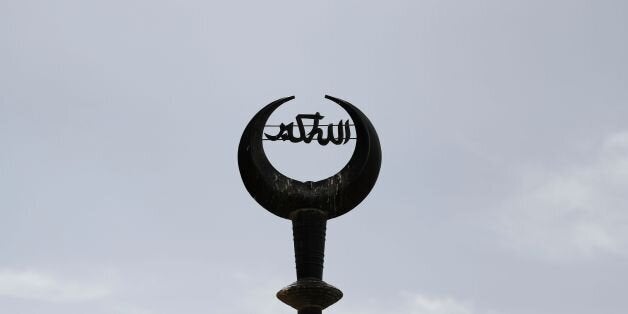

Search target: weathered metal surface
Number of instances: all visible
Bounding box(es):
[277,278,343,312]
[275,209,341,313]
[237,95,381,314]
[237,95,381,219]
[291,209,327,280]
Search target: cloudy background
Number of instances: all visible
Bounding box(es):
[2,1,628,313]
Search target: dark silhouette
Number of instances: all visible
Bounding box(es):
[264,112,352,145]
[238,95,381,314]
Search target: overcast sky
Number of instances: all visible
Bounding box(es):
[2,1,628,314]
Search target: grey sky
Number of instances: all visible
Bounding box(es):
[1,1,628,313]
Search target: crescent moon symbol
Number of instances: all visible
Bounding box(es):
[238,95,381,219]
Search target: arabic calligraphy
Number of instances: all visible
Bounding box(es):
[264,112,353,145]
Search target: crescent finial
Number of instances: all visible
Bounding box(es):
[237,95,381,219]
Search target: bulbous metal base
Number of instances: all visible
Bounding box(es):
[277,278,343,312]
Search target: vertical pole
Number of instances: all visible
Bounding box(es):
[292,208,327,280]
[292,208,326,314]
[277,208,342,313]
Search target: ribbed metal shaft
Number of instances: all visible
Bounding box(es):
[291,208,327,280]
[277,209,341,313]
